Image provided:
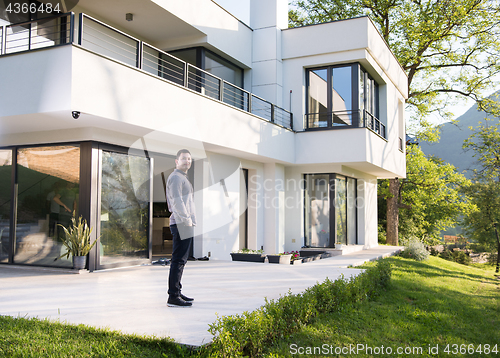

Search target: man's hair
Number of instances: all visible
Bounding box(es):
[176,149,191,160]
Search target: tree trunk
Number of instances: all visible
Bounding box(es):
[386,178,399,246]
[494,223,500,274]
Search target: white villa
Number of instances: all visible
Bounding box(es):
[0,0,407,271]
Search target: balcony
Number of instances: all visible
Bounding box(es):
[0,12,293,130]
[304,110,386,139]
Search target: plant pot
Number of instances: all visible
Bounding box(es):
[335,244,343,250]
[73,255,86,270]
[267,254,292,264]
[230,253,266,263]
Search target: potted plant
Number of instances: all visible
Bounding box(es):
[267,252,293,264]
[286,251,302,265]
[56,215,97,270]
[335,242,343,250]
[230,248,266,263]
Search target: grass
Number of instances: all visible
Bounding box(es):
[264,256,500,357]
[0,316,192,358]
[1,256,498,357]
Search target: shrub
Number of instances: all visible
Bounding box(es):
[429,246,440,256]
[452,250,471,265]
[207,260,392,357]
[439,249,453,261]
[400,239,430,261]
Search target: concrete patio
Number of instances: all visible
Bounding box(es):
[0,246,401,346]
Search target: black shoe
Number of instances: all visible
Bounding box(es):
[167,296,192,307]
[180,293,194,302]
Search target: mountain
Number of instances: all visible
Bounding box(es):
[419,92,500,178]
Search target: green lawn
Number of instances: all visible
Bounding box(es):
[1,256,498,357]
[265,256,500,357]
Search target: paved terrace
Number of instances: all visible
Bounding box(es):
[0,246,401,346]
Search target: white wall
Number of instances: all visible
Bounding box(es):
[152,0,253,68]
[213,0,251,26]
[250,0,288,107]
[356,177,379,248]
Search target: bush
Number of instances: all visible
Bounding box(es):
[400,239,429,261]
[439,249,453,261]
[429,246,440,256]
[452,250,472,265]
[207,260,392,357]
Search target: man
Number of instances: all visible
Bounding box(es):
[166,149,196,307]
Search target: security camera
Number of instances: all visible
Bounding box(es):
[72,111,80,119]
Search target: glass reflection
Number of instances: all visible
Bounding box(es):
[0,150,12,263]
[308,69,329,128]
[100,151,150,266]
[347,178,357,245]
[14,146,80,267]
[335,176,347,245]
[332,66,352,126]
[305,174,330,247]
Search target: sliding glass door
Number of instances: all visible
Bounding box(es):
[98,150,150,268]
[304,174,357,248]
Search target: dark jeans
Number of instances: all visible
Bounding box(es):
[168,224,193,298]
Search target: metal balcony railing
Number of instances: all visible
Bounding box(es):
[2,12,73,54]
[305,110,387,139]
[0,12,293,130]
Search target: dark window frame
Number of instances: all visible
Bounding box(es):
[303,173,358,248]
[305,63,379,131]
[169,46,244,88]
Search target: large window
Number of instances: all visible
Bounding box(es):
[169,47,243,88]
[306,64,379,131]
[0,150,12,263]
[304,174,357,247]
[14,145,80,267]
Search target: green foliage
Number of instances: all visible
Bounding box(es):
[207,260,392,357]
[289,0,500,128]
[379,145,472,244]
[400,239,430,261]
[439,248,472,265]
[56,214,97,259]
[452,250,472,265]
[461,181,500,247]
[266,256,500,356]
[464,118,500,180]
[0,316,191,358]
[461,118,500,272]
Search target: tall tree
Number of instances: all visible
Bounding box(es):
[462,180,500,272]
[290,0,500,245]
[379,145,471,244]
[463,118,500,180]
[462,119,500,272]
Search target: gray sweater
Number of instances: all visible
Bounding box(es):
[166,169,196,226]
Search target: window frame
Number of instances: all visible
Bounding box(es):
[305,63,380,131]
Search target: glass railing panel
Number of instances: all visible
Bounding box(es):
[80,15,138,67]
[187,65,220,100]
[305,112,329,129]
[251,95,272,122]
[5,14,72,54]
[222,81,248,111]
[274,106,292,128]
[142,44,185,86]
[331,110,353,126]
